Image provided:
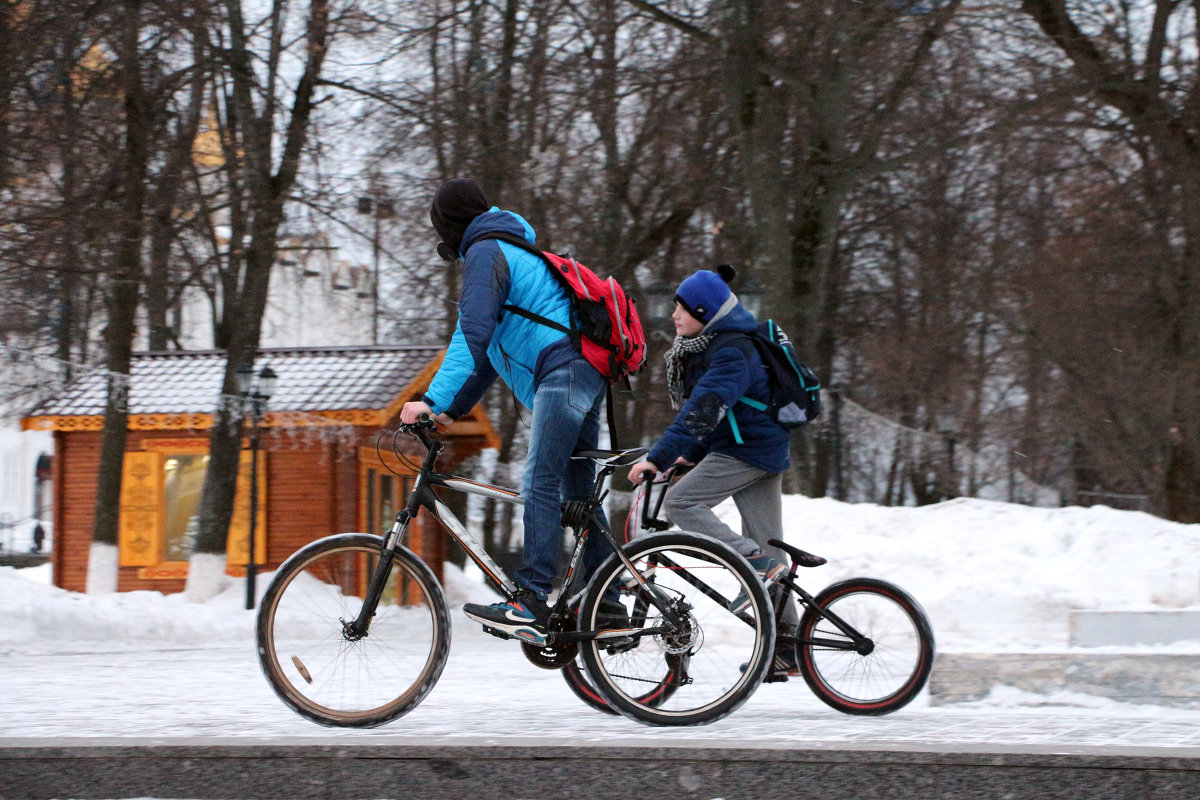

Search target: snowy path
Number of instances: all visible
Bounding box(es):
[6,619,1200,751]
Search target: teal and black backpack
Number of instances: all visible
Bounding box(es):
[713,320,821,438]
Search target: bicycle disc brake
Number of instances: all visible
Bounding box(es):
[656,602,703,656]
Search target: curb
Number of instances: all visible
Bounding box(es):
[4,738,1200,799]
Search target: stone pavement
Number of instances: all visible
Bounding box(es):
[6,640,1200,798]
[4,737,1200,800]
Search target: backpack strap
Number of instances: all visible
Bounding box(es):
[705,330,771,420]
[727,407,745,445]
[606,384,620,450]
[473,230,583,348]
[500,304,572,335]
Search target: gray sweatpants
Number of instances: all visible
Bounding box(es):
[663,452,799,632]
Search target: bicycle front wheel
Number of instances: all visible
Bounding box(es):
[256,533,451,728]
[796,577,934,716]
[577,532,775,726]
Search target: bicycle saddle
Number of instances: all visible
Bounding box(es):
[570,447,649,467]
[767,538,827,568]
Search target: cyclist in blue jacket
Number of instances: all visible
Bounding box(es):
[628,265,800,675]
[400,178,618,645]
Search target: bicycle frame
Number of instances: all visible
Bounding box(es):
[773,569,875,656]
[346,422,686,642]
[636,473,871,655]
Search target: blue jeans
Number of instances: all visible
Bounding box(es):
[515,357,611,600]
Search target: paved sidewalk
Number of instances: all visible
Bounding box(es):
[5,631,1200,751]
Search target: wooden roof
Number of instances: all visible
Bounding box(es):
[21,345,487,434]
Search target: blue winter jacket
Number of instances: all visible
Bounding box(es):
[647,304,790,474]
[422,208,578,418]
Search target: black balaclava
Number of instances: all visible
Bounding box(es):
[430,178,490,256]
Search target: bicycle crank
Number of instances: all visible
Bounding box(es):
[521,614,579,669]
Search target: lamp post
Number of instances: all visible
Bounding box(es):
[937,411,959,499]
[357,194,394,345]
[237,363,276,610]
[738,275,765,319]
[643,278,676,343]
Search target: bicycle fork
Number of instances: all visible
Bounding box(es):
[340,509,415,640]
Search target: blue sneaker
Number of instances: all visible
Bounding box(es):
[730,552,785,615]
[463,588,551,645]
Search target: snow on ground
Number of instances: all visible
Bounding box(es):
[5,495,1200,658]
[3,496,1200,743]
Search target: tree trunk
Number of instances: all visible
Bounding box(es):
[187,0,331,599]
[0,0,16,190]
[88,0,149,593]
[1164,172,1200,522]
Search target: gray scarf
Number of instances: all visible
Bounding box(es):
[664,334,714,409]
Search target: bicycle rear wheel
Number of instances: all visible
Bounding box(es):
[256,533,451,728]
[561,659,616,714]
[577,532,774,726]
[561,578,682,714]
[796,577,934,715]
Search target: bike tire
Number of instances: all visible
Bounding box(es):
[561,659,617,714]
[796,577,934,716]
[577,532,775,726]
[256,533,451,728]
[560,570,682,714]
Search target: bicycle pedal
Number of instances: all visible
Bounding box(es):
[482,625,514,641]
[763,672,791,684]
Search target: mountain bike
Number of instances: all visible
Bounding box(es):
[255,417,776,728]
[562,466,935,716]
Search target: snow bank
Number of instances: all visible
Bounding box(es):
[2,497,1197,657]
[763,496,1200,652]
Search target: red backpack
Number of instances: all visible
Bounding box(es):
[477,232,647,383]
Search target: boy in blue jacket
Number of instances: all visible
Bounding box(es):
[400,178,618,645]
[628,265,800,675]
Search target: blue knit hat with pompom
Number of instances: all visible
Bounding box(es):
[674,264,737,323]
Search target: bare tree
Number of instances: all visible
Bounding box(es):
[186,0,332,599]
[1020,0,1200,522]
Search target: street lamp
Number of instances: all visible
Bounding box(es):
[643,278,676,319]
[357,194,394,345]
[738,275,765,318]
[642,278,677,344]
[237,363,276,610]
[937,411,959,499]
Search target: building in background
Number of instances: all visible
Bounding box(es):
[0,429,53,563]
[22,346,497,593]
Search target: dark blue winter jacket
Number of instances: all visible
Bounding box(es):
[647,304,790,474]
[422,208,578,418]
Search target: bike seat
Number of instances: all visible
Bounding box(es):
[570,447,649,467]
[767,538,827,568]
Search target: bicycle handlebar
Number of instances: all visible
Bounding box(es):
[398,413,439,434]
[639,463,690,531]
